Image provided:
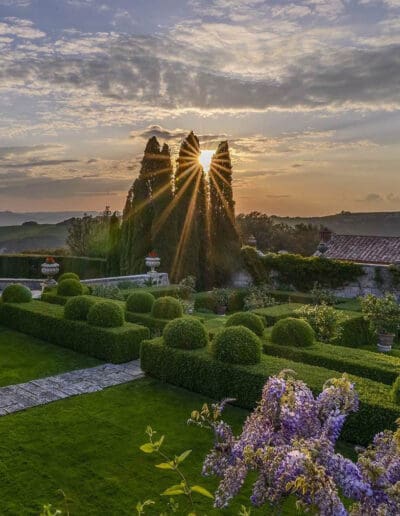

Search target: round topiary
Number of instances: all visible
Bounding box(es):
[212,325,261,365]
[163,317,208,350]
[57,278,84,297]
[58,272,80,283]
[64,295,97,321]
[87,300,124,328]
[151,296,183,320]
[226,311,264,336]
[2,283,32,303]
[126,291,155,313]
[271,317,315,347]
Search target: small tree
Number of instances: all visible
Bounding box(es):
[361,293,400,335]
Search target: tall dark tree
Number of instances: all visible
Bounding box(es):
[107,211,121,276]
[209,140,241,284]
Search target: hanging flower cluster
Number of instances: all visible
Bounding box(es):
[189,370,400,515]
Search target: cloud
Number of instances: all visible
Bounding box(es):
[129,125,227,144]
[0,17,45,39]
[357,192,400,203]
[0,159,79,169]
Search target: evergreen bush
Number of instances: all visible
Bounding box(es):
[212,325,261,365]
[151,296,183,320]
[58,272,80,283]
[271,317,315,347]
[163,317,208,350]
[391,376,400,404]
[87,300,124,328]
[1,283,32,303]
[226,312,264,336]
[126,291,155,313]
[64,295,97,321]
[57,279,83,297]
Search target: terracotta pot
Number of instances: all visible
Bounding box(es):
[216,305,227,316]
[377,332,394,352]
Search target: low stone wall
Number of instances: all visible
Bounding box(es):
[331,264,400,299]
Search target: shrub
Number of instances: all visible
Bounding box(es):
[295,303,342,343]
[241,245,266,284]
[243,284,276,311]
[212,326,261,365]
[391,376,400,404]
[271,317,315,347]
[310,281,336,306]
[151,296,183,320]
[57,279,83,297]
[252,303,304,326]
[126,291,155,313]
[334,313,375,347]
[64,295,97,321]
[194,292,217,313]
[163,317,208,350]
[0,300,149,362]
[1,283,32,303]
[226,312,264,337]
[91,284,124,301]
[58,272,79,283]
[87,300,124,328]
[361,293,400,335]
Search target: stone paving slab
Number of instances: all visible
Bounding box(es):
[0,360,144,416]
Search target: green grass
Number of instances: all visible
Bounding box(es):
[0,378,306,515]
[0,327,101,387]
[252,303,304,325]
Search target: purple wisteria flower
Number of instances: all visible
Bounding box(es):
[189,371,400,515]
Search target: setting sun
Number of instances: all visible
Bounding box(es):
[198,150,214,173]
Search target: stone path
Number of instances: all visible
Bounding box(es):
[0,360,144,416]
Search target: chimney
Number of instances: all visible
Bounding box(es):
[319,227,333,243]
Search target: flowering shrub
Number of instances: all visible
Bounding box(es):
[243,284,276,311]
[361,293,400,335]
[190,371,400,515]
[295,302,343,342]
[311,281,337,306]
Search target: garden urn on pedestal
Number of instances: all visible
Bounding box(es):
[145,251,161,284]
[40,257,60,288]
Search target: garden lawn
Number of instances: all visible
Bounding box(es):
[0,327,100,387]
[0,378,308,515]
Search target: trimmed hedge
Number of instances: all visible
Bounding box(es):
[226,312,264,336]
[126,291,155,313]
[194,292,217,313]
[58,272,80,282]
[271,317,315,347]
[252,303,304,326]
[1,283,32,303]
[64,295,97,321]
[151,296,183,320]
[121,285,190,301]
[212,326,261,365]
[163,317,208,350]
[125,311,170,332]
[41,285,91,306]
[140,340,400,445]
[0,300,149,362]
[0,254,106,279]
[334,312,376,347]
[87,300,124,328]
[57,279,83,297]
[263,340,400,385]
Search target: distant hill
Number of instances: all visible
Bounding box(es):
[0,223,69,254]
[272,211,400,237]
[0,211,98,227]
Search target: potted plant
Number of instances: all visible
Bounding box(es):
[212,288,230,316]
[361,293,400,352]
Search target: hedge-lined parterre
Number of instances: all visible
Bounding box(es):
[1,283,32,303]
[57,278,84,297]
[225,311,264,336]
[58,272,80,283]
[212,325,261,365]
[64,295,97,321]
[126,291,155,313]
[151,296,183,320]
[271,317,315,347]
[87,300,124,328]
[163,316,208,350]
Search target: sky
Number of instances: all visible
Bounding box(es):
[0,0,399,216]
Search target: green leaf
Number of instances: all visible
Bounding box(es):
[176,449,192,464]
[140,443,155,454]
[162,484,186,496]
[190,485,214,499]
[155,462,175,470]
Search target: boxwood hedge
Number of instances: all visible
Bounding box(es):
[0,300,149,363]
[140,339,400,445]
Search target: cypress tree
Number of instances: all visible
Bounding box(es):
[209,140,241,285]
[119,186,134,275]
[107,211,121,276]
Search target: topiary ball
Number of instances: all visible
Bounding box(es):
[212,325,261,365]
[391,376,400,404]
[226,311,264,336]
[126,291,155,313]
[87,300,124,328]
[64,295,97,321]
[2,283,32,303]
[57,278,84,297]
[58,272,80,283]
[271,317,315,347]
[151,296,183,320]
[163,317,208,350]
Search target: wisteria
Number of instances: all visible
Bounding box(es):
[189,370,400,515]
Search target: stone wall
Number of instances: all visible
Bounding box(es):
[331,264,400,299]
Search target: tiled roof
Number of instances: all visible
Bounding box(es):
[322,234,400,264]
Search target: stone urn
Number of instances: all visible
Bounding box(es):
[41,257,60,287]
[377,332,395,352]
[145,252,161,273]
